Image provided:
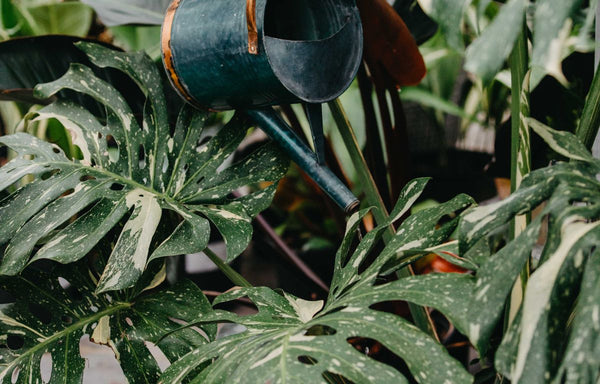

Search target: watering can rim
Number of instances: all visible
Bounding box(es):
[263,11,363,104]
[161,0,363,110]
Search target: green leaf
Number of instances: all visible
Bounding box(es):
[0,42,288,292]
[160,182,473,384]
[109,25,161,59]
[531,0,583,83]
[510,223,600,383]
[81,0,170,26]
[0,261,215,384]
[464,0,527,84]
[24,2,93,36]
[453,130,600,382]
[552,250,600,384]
[528,117,600,165]
[0,36,143,115]
[400,87,475,121]
[418,0,470,51]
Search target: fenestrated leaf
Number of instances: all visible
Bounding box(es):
[0,42,288,292]
[510,223,600,383]
[81,0,171,26]
[451,126,600,382]
[552,250,600,384]
[160,182,474,384]
[0,260,215,384]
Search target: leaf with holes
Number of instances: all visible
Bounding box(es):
[159,180,474,384]
[0,259,216,384]
[443,125,600,382]
[0,42,288,292]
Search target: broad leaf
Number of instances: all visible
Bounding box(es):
[417,0,469,51]
[0,260,215,384]
[453,124,600,382]
[0,0,93,38]
[160,180,474,384]
[552,250,600,384]
[0,36,142,115]
[0,42,288,292]
[531,0,584,83]
[464,0,527,84]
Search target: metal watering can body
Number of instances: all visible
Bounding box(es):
[162,0,363,212]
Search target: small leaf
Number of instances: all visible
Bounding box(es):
[528,117,600,165]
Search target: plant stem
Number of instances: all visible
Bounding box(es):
[203,247,252,288]
[328,99,439,341]
[507,19,531,326]
[254,214,330,292]
[576,66,600,150]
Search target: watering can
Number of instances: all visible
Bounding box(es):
[161,0,363,213]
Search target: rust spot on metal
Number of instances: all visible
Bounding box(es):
[246,0,259,55]
[162,0,195,103]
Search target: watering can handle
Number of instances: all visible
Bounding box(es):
[246,0,258,54]
[246,108,359,213]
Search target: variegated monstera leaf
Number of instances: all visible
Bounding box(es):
[0,42,288,292]
[456,121,600,383]
[159,179,476,384]
[0,258,216,384]
[388,121,600,383]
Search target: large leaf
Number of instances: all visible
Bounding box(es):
[81,0,171,26]
[0,35,142,116]
[531,0,584,83]
[0,259,215,384]
[464,0,527,84]
[160,180,474,384]
[452,122,600,382]
[0,0,93,38]
[0,42,288,292]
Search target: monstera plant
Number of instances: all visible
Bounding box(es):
[1,2,600,381]
[0,42,287,293]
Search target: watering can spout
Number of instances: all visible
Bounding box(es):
[246,108,359,213]
[162,0,363,212]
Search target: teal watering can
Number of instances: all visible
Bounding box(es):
[161,0,363,212]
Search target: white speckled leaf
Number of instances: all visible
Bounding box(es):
[465,0,527,84]
[454,128,600,382]
[552,250,600,384]
[531,0,583,83]
[96,189,162,293]
[0,260,215,384]
[0,42,288,291]
[159,184,474,384]
[528,118,600,165]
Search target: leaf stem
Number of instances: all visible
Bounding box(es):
[507,18,531,327]
[575,65,600,150]
[203,247,252,288]
[328,99,439,341]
